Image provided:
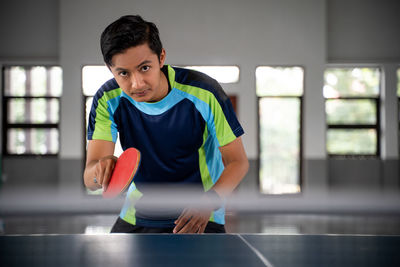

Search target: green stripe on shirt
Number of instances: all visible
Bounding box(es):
[92,88,122,141]
[174,82,236,147]
[198,124,214,191]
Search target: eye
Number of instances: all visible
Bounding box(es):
[141,65,150,72]
[118,71,128,77]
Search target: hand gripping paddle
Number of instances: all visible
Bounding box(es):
[102,147,141,198]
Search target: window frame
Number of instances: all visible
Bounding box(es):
[324,65,381,158]
[397,67,400,156]
[81,65,115,160]
[179,65,240,84]
[1,64,62,157]
[256,65,304,195]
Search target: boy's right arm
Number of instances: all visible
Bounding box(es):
[84,139,117,191]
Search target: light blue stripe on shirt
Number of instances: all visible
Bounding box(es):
[120,89,184,115]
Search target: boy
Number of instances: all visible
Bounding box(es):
[83,15,248,233]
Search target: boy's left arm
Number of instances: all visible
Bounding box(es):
[173,137,249,233]
[211,136,249,197]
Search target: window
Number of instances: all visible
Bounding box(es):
[324,67,380,156]
[2,66,62,155]
[81,66,123,156]
[256,66,303,194]
[182,65,239,113]
[184,66,240,83]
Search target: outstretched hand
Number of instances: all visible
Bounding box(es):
[173,206,212,234]
[173,192,220,234]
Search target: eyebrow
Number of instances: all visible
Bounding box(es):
[114,60,153,72]
[136,60,152,68]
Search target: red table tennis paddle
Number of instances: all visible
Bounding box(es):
[102,147,141,198]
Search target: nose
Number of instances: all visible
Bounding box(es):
[131,73,145,90]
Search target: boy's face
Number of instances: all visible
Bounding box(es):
[109,43,167,103]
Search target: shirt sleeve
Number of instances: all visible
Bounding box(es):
[87,89,118,143]
[207,81,244,147]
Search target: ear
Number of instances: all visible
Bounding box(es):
[159,48,166,67]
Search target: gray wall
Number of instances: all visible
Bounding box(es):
[0,0,399,208]
[0,0,59,61]
[327,0,400,62]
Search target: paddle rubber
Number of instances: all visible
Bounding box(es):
[102,147,141,198]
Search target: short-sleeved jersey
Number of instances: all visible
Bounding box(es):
[88,65,244,227]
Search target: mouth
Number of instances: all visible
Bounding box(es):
[133,89,150,97]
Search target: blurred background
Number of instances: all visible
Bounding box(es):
[0,0,399,235]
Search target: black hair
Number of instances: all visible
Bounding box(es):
[100,15,163,66]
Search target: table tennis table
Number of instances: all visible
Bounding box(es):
[1,233,399,267]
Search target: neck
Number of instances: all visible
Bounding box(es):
[147,69,169,103]
[160,69,169,96]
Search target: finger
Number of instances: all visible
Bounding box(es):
[193,213,210,234]
[97,161,106,186]
[177,213,203,234]
[176,219,195,233]
[174,210,185,224]
[173,209,192,233]
[174,208,191,225]
[93,164,101,188]
[173,216,191,233]
[178,217,203,234]
[102,163,113,191]
[93,177,101,189]
[95,163,102,186]
[198,222,207,234]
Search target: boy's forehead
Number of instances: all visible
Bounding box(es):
[110,44,157,68]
